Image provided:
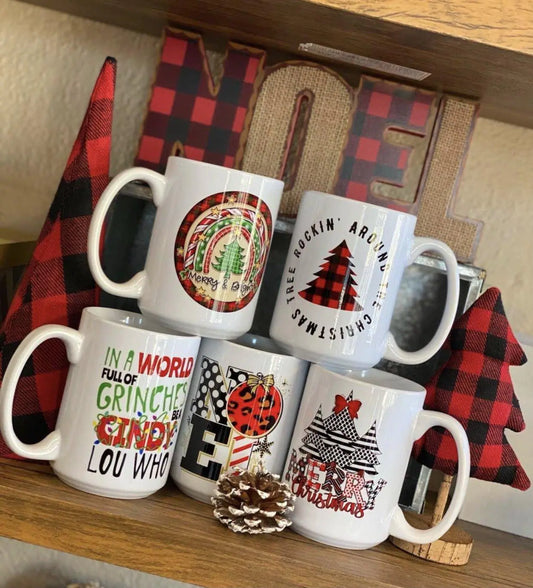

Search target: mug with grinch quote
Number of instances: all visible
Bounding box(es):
[270,191,460,370]
[0,307,200,499]
[171,334,309,504]
[283,364,470,549]
[88,157,283,339]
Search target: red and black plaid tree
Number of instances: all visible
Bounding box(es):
[413,287,530,491]
[0,58,116,457]
[299,240,363,311]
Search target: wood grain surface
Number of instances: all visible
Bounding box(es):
[0,459,531,587]
[18,0,533,129]
[310,0,533,54]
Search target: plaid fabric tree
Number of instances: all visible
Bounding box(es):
[299,240,363,311]
[0,58,116,457]
[413,287,530,490]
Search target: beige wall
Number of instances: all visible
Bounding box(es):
[454,121,533,342]
[0,0,160,237]
[1,0,532,338]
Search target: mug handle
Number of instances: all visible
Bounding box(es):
[389,410,470,544]
[87,167,167,298]
[383,237,460,365]
[0,325,84,460]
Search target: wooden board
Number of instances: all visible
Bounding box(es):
[317,1,533,54]
[18,0,533,129]
[0,459,532,587]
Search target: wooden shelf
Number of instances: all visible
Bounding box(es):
[19,0,533,129]
[1,459,532,587]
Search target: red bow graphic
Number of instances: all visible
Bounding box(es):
[334,395,362,419]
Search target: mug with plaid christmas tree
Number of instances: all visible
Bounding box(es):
[270,190,460,370]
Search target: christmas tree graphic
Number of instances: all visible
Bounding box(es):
[296,393,387,511]
[321,392,361,468]
[300,393,378,473]
[299,240,363,311]
[301,406,326,461]
[320,435,356,469]
[346,422,381,476]
[212,238,246,279]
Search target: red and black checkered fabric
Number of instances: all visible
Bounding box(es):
[0,58,116,457]
[135,28,265,171]
[299,240,363,311]
[334,76,436,209]
[413,287,530,490]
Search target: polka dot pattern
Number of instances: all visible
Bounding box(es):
[190,358,253,425]
[191,356,228,424]
[227,366,249,390]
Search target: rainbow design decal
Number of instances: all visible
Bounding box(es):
[175,191,272,312]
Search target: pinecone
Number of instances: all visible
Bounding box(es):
[212,467,295,534]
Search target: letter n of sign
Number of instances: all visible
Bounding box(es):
[135,28,266,170]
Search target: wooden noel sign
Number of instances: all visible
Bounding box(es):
[136,27,483,262]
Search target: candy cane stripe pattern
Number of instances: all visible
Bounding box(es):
[175,191,273,312]
[229,434,254,469]
[223,366,256,471]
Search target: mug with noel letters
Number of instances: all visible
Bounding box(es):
[0,307,200,499]
[270,190,460,370]
[171,334,309,503]
[283,364,470,549]
[88,157,283,339]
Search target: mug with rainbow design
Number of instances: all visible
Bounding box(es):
[88,157,283,339]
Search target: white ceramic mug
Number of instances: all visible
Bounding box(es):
[88,157,283,339]
[171,334,309,503]
[283,364,469,549]
[283,365,470,549]
[270,191,459,370]
[0,307,201,499]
